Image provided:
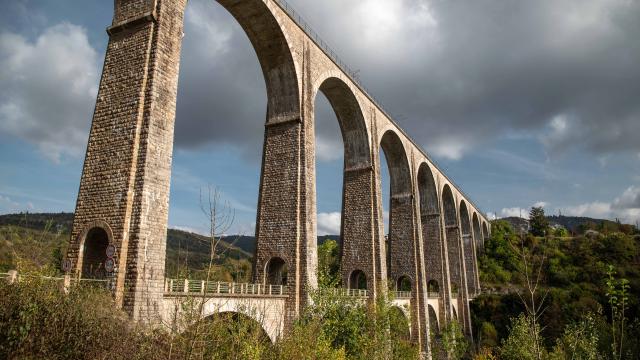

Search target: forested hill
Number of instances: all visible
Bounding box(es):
[0,212,342,281]
[473,219,640,358]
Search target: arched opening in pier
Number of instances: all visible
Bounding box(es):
[81,227,109,280]
[427,280,440,295]
[349,269,367,290]
[379,130,412,290]
[265,257,288,286]
[396,275,412,292]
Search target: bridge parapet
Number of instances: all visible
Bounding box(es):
[164,279,289,297]
[393,291,412,299]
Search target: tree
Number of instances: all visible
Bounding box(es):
[509,232,549,360]
[500,314,545,360]
[183,185,238,359]
[529,207,549,237]
[549,312,601,360]
[317,239,340,287]
[606,265,630,360]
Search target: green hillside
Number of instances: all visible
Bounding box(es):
[472,219,640,357]
[0,213,253,282]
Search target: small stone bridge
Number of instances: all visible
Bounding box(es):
[63,0,491,356]
[161,279,448,343]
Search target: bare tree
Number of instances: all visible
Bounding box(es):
[185,184,236,359]
[510,233,549,360]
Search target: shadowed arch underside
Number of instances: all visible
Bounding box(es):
[380,131,413,285]
[417,163,451,324]
[311,77,378,296]
[460,201,477,296]
[379,130,426,348]
[472,213,482,291]
[217,0,300,121]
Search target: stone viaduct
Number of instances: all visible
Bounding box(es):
[64,0,491,355]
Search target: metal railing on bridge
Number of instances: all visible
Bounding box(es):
[164,279,289,297]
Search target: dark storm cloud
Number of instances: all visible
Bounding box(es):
[174,0,640,161]
[2,0,638,163]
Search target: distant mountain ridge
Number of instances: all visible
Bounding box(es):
[0,212,342,259]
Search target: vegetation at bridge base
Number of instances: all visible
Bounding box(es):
[0,265,169,359]
[0,241,419,359]
[471,208,640,360]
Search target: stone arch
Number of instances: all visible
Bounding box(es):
[265,257,288,286]
[76,221,114,280]
[442,184,458,227]
[379,131,412,197]
[396,275,412,292]
[472,213,482,253]
[349,269,367,290]
[390,306,411,340]
[459,201,477,295]
[200,308,273,342]
[417,162,448,317]
[311,75,374,292]
[215,0,300,121]
[428,304,440,333]
[203,311,270,340]
[427,280,440,295]
[442,184,463,298]
[451,282,459,296]
[482,221,489,243]
[312,74,371,169]
[379,130,414,287]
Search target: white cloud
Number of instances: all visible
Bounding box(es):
[317,212,341,235]
[0,23,99,162]
[315,136,343,162]
[559,185,640,223]
[533,201,548,208]
[427,138,469,161]
[561,202,612,218]
[184,1,232,59]
[0,194,30,213]
[500,207,528,218]
[612,186,640,210]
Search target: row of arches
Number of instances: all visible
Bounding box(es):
[69,0,493,352]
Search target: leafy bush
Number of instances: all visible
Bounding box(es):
[0,275,170,359]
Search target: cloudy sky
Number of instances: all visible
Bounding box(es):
[1,0,639,235]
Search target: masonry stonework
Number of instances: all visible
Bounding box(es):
[67,0,489,354]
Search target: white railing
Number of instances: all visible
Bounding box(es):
[393,291,412,299]
[323,288,369,297]
[164,279,289,297]
[428,291,440,299]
